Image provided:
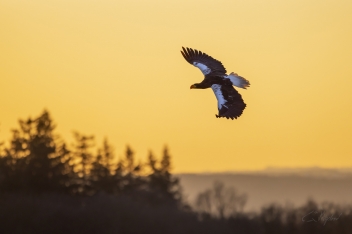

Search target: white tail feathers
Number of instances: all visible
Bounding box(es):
[225,72,250,89]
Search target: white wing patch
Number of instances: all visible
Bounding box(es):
[224,72,250,89]
[193,62,211,75]
[211,84,227,109]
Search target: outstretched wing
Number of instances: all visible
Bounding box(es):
[181,47,227,76]
[211,84,246,120]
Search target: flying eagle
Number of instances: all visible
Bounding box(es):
[181,47,250,120]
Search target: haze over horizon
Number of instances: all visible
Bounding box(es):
[1,0,352,173]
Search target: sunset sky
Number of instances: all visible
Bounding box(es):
[1,0,352,172]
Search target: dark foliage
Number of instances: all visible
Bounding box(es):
[0,111,73,193]
[0,110,351,234]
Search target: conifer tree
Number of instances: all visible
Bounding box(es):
[72,131,95,195]
[119,145,144,192]
[91,138,115,193]
[0,110,73,193]
[147,146,181,204]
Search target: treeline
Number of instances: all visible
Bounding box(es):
[0,110,351,234]
[0,110,180,205]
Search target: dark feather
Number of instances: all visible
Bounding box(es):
[216,85,246,119]
[181,47,227,75]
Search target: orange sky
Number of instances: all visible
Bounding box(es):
[1,0,352,172]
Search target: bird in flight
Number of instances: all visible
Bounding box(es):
[181,47,250,120]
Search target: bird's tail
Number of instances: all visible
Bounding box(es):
[225,72,250,89]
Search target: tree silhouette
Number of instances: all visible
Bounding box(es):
[147,146,181,204]
[0,110,73,193]
[71,131,95,195]
[90,138,115,193]
[195,181,248,219]
[117,145,145,193]
[260,204,285,234]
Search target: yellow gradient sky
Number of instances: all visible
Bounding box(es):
[1,0,352,172]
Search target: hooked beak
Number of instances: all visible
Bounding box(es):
[190,84,196,89]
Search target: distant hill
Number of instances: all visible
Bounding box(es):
[177,167,352,211]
